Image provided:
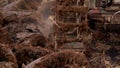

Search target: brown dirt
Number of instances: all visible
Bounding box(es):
[25,50,89,68]
[0,0,119,68]
[15,46,52,68]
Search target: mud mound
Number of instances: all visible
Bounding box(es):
[25,50,89,68]
[15,46,52,68]
[20,34,47,47]
[16,0,42,10]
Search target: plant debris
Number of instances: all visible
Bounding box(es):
[0,0,120,68]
